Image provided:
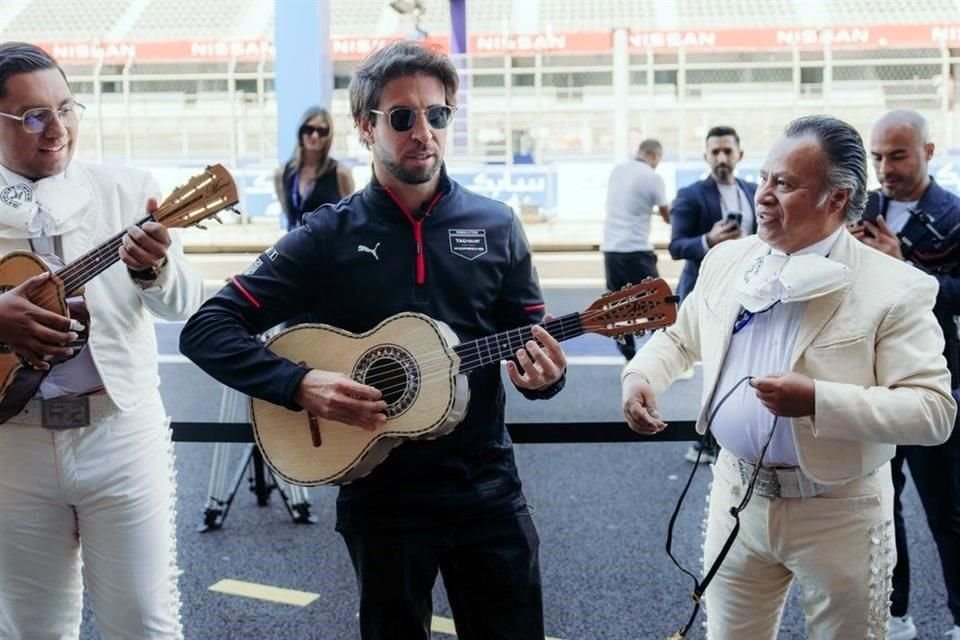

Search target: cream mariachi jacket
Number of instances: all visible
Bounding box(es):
[625,229,956,484]
[0,160,204,411]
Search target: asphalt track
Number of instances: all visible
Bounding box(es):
[71,285,954,639]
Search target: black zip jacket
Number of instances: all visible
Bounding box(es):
[179,167,565,530]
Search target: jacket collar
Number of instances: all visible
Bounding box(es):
[704,176,756,215]
[790,229,859,367]
[874,176,951,219]
[364,164,454,221]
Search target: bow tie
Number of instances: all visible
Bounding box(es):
[734,252,852,313]
[0,175,93,239]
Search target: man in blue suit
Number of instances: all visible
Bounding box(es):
[669,126,758,302]
[669,126,758,464]
[852,109,960,640]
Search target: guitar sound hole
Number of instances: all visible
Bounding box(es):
[367,358,406,405]
[353,345,421,419]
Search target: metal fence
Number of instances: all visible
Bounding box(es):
[63,40,959,171]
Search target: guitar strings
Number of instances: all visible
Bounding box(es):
[342,306,640,389]
[363,294,664,376]
[360,322,588,397]
[22,195,232,311]
[274,299,667,398]
[360,310,666,396]
[21,169,229,309]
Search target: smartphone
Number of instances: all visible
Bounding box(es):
[848,218,875,238]
[725,212,743,229]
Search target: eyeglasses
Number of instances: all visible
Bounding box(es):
[369,105,456,132]
[299,124,330,138]
[0,100,86,134]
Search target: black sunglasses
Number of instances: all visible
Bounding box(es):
[300,124,330,138]
[369,105,457,132]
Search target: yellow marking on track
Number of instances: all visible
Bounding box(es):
[208,579,319,606]
[431,615,564,639]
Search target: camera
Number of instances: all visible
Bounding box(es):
[725,212,742,229]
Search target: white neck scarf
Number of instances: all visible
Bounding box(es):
[0,173,93,239]
[734,240,851,313]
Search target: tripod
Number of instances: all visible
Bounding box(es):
[199,387,318,532]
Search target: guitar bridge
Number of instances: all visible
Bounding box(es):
[307,412,322,448]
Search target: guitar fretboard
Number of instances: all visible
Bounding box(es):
[55,215,153,296]
[451,312,584,373]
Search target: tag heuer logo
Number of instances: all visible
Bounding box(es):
[0,184,33,208]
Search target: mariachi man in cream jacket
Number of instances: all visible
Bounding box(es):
[0,43,201,640]
[622,116,956,640]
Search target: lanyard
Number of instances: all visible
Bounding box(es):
[290,171,303,212]
[732,301,780,334]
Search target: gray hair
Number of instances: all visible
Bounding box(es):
[784,115,868,222]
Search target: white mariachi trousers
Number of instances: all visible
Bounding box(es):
[0,391,183,640]
[703,449,895,640]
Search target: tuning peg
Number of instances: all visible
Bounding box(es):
[213,214,224,224]
[633,329,646,337]
[621,282,633,290]
[194,223,208,230]
[614,334,627,346]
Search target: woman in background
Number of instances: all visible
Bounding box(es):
[274,106,355,229]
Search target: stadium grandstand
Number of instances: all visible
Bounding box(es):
[0,0,957,231]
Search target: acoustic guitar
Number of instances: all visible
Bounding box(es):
[250,279,679,486]
[0,164,239,423]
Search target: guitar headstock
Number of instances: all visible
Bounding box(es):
[152,163,240,229]
[581,278,679,338]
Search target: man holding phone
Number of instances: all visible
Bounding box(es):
[669,126,758,302]
[668,126,758,463]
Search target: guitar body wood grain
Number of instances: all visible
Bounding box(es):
[251,313,469,486]
[0,251,68,419]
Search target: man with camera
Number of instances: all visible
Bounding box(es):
[852,109,960,640]
[668,126,758,463]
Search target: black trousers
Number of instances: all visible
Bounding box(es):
[891,426,960,624]
[603,251,659,360]
[340,509,543,640]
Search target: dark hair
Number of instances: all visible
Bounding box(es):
[349,40,458,148]
[0,42,67,99]
[705,126,740,146]
[637,139,662,157]
[784,115,868,222]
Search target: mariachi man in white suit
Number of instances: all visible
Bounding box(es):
[0,42,202,639]
[622,115,955,639]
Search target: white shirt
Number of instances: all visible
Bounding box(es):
[0,163,104,398]
[717,182,755,234]
[700,181,754,252]
[602,159,668,253]
[708,226,845,466]
[884,199,918,235]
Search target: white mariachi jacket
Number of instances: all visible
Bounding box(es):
[0,160,204,411]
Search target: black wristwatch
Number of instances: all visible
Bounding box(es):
[128,256,168,283]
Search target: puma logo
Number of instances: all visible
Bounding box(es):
[357,242,381,261]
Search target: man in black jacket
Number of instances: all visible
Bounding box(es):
[180,41,566,640]
[852,109,960,640]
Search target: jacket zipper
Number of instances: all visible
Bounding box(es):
[383,188,444,285]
